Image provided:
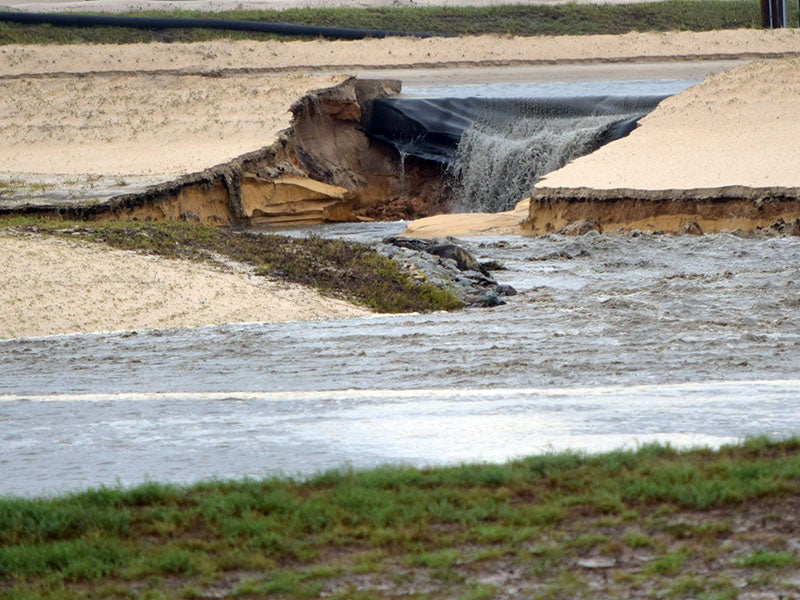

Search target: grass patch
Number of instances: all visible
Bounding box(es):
[0,217,461,313]
[738,549,796,569]
[648,548,689,575]
[0,1,766,45]
[2,437,800,598]
[623,530,655,549]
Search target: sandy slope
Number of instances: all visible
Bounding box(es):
[536,57,800,191]
[2,30,799,180]
[0,234,368,339]
[3,30,800,79]
[0,72,345,178]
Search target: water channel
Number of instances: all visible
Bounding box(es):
[2,77,800,497]
[3,225,800,497]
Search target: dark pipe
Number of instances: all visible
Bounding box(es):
[0,11,441,40]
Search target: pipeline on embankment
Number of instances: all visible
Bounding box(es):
[0,10,442,40]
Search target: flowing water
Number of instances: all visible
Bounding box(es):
[4,79,799,498]
[373,79,698,212]
[3,228,800,497]
[451,110,642,213]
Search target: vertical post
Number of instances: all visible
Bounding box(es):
[762,0,789,26]
[761,0,772,27]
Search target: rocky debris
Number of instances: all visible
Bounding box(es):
[679,220,704,235]
[555,218,602,236]
[759,217,800,236]
[376,236,517,308]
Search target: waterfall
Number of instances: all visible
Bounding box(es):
[449,112,642,213]
[364,94,668,213]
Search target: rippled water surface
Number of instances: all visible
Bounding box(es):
[3,229,800,496]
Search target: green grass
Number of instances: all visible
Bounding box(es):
[738,549,797,569]
[2,436,800,598]
[0,1,768,45]
[0,217,462,313]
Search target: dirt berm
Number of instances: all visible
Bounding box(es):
[2,77,446,226]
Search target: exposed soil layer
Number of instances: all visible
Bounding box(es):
[526,187,800,235]
[2,77,448,226]
[519,58,800,236]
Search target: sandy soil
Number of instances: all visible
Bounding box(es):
[3,29,800,79]
[2,30,799,181]
[0,72,345,178]
[0,234,368,339]
[406,198,530,237]
[536,57,800,191]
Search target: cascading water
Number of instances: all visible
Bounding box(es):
[449,112,642,213]
[364,93,670,213]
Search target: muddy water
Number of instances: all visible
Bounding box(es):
[2,229,800,497]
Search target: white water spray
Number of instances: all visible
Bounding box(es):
[450,112,641,213]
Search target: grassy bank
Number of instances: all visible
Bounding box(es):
[1,436,800,598]
[0,0,765,45]
[0,218,461,313]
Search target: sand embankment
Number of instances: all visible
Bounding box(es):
[527,57,800,234]
[536,57,800,191]
[0,234,368,339]
[2,30,799,183]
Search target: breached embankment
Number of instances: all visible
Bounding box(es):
[365,94,666,215]
[526,58,800,235]
[4,36,800,233]
[1,77,440,225]
[12,63,800,235]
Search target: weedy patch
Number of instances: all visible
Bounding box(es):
[0,217,462,313]
[0,1,763,44]
[4,437,800,598]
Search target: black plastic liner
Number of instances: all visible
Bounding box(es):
[363,95,669,164]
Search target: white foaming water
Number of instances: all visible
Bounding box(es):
[2,378,797,403]
[451,112,635,212]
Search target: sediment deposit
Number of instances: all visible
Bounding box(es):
[0,234,368,339]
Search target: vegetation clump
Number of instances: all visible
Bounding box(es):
[0,0,765,45]
[1,437,800,598]
[0,217,462,313]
